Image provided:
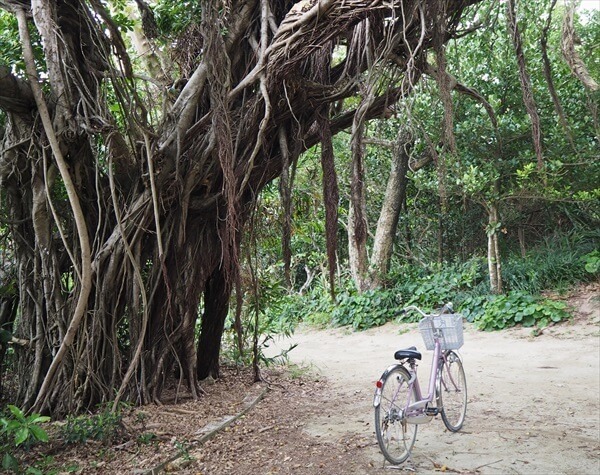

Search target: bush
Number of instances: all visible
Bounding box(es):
[270,286,334,330]
[468,291,571,331]
[60,404,125,445]
[503,231,599,293]
[581,250,600,275]
[331,288,402,330]
[394,257,486,310]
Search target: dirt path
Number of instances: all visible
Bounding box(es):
[268,286,600,474]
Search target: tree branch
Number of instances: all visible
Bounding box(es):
[561,0,599,92]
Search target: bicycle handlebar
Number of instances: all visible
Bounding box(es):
[401,303,454,317]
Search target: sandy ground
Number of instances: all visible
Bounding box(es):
[268,287,600,474]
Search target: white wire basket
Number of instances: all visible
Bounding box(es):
[419,314,464,350]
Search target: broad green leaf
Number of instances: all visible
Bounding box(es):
[30,415,50,424]
[8,405,25,422]
[29,425,49,442]
[523,315,536,327]
[14,427,29,446]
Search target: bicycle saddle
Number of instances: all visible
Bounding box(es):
[394,346,422,361]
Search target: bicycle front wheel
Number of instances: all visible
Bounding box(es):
[438,350,467,431]
[374,366,418,464]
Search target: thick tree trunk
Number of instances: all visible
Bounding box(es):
[197,266,233,381]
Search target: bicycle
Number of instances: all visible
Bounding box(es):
[373,303,467,465]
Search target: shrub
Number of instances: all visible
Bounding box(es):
[60,404,125,445]
[503,231,599,293]
[394,257,486,310]
[469,291,571,331]
[331,288,402,330]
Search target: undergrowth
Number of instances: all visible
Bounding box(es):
[265,232,597,333]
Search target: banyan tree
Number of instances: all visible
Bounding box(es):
[0,0,481,414]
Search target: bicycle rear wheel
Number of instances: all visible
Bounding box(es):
[374,366,418,464]
[438,350,467,431]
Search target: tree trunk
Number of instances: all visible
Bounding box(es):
[197,266,233,381]
[348,79,376,292]
[369,130,413,284]
[518,227,527,259]
[487,203,503,294]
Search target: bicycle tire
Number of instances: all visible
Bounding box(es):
[374,365,418,464]
[438,350,467,431]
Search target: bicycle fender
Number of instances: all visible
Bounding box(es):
[373,364,404,408]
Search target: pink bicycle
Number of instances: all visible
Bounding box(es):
[373,304,467,464]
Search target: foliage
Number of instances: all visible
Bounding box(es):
[468,291,571,331]
[269,282,335,329]
[153,0,203,36]
[396,258,487,311]
[581,250,600,275]
[331,288,403,330]
[502,231,600,293]
[220,275,297,368]
[59,404,125,445]
[0,405,50,473]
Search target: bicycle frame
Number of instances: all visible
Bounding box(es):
[374,325,448,424]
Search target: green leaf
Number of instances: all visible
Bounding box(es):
[551,312,565,322]
[514,311,523,322]
[523,306,536,316]
[2,452,19,471]
[29,425,48,442]
[14,427,29,446]
[523,315,536,327]
[30,415,50,424]
[8,405,25,422]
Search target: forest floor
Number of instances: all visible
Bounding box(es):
[19,282,600,475]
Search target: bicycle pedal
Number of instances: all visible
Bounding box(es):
[426,407,439,416]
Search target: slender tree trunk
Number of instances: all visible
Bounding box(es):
[541,0,576,151]
[433,4,455,265]
[487,203,503,294]
[349,86,373,292]
[518,227,526,258]
[369,130,413,284]
[278,128,293,290]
